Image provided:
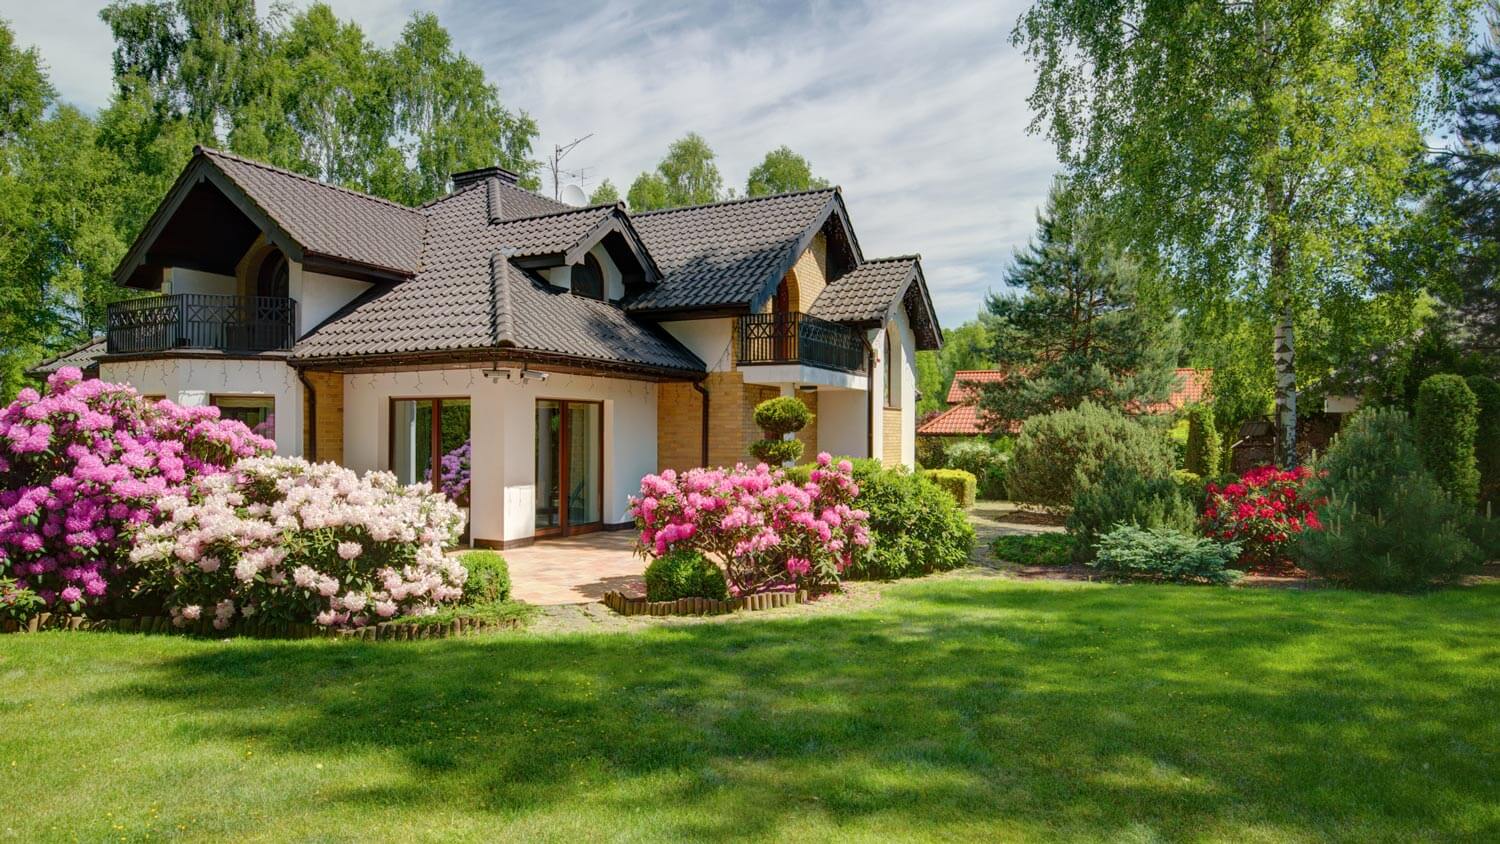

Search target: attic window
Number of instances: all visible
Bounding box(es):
[571,254,604,301]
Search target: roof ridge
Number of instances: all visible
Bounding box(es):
[493,202,621,225]
[489,250,516,347]
[195,146,422,216]
[863,253,922,263]
[631,187,838,217]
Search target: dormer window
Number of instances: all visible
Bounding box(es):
[571,254,605,301]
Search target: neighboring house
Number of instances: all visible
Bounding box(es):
[917,367,1209,441]
[65,147,941,548]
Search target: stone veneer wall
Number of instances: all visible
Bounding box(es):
[300,370,344,463]
[882,407,903,468]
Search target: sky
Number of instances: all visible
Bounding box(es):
[5,0,1061,329]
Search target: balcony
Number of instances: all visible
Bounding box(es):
[737,312,866,374]
[106,293,298,354]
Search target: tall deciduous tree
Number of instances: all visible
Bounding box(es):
[746,145,828,197]
[1014,0,1474,465]
[977,183,1180,423]
[627,132,725,211]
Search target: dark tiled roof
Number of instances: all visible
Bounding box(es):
[420,175,572,221]
[26,336,106,376]
[627,189,838,312]
[292,185,702,374]
[200,147,426,275]
[809,256,917,323]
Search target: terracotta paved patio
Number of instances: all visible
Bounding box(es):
[502,531,646,605]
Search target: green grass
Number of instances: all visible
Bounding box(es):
[992,531,1075,566]
[3,577,1497,842]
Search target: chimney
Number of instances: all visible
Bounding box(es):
[451,165,520,191]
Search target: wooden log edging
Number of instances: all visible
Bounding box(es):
[601,589,810,617]
[0,612,521,641]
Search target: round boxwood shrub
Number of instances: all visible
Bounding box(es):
[459,550,511,604]
[1007,402,1176,510]
[1299,407,1485,590]
[1415,374,1480,507]
[644,548,729,602]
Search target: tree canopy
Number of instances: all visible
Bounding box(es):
[976,183,1180,423]
[627,132,726,211]
[1014,0,1475,464]
[746,146,828,197]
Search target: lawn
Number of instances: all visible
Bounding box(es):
[3,577,1497,842]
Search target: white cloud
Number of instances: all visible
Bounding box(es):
[6,0,1060,328]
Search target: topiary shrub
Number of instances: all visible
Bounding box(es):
[1066,463,1198,562]
[1298,407,1486,590]
[1090,525,1241,585]
[1466,375,1500,506]
[922,469,977,509]
[1183,404,1222,477]
[644,548,729,602]
[943,438,1010,499]
[748,396,812,465]
[1415,374,1480,507]
[847,463,975,579]
[459,550,510,604]
[1007,402,1176,510]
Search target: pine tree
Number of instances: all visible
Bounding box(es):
[977,182,1180,424]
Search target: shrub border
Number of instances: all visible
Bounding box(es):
[1,612,521,640]
[603,589,812,616]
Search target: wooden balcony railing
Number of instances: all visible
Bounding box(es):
[106,293,298,354]
[737,312,866,373]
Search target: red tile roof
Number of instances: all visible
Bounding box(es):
[921,367,1211,437]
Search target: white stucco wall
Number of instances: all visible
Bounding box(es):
[817,387,870,459]
[165,267,236,296]
[294,267,372,336]
[659,318,735,371]
[341,368,658,545]
[867,309,918,469]
[97,357,303,455]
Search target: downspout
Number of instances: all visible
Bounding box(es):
[692,381,710,467]
[864,336,877,461]
[296,368,317,463]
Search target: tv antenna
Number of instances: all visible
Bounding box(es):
[548,133,594,200]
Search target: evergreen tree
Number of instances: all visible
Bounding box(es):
[977,183,1180,424]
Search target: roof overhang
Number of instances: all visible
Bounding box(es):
[290,347,706,383]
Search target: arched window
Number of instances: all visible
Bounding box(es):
[885,321,901,409]
[571,254,605,300]
[256,248,289,299]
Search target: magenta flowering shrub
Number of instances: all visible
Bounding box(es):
[439,439,472,502]
[0,367,273,612]
[629,452,871,595]
[131,457,468,629]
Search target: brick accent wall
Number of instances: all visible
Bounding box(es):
[882,407,903,468]
[300,370,344,464]
[658,373,804,472]
[790,232,828,312]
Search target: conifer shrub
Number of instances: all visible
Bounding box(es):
[1465,375,1500,506]
[1090,525,1241,584]
[748,396,812,465]
[1298,407,1486,590]
[1183,404,1222,477]
[1007,402,1176,509]
[1067,463,1199,562]
[1414,374,1480,507]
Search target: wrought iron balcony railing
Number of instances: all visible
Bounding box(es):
[737,312,866,373]
[106,293,297,354]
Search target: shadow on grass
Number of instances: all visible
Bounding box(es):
[96,579,1500,840]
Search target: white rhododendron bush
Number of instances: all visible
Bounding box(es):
[131,457,468,629]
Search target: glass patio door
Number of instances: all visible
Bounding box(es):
[535,399,602,537]
[391,397,471,542]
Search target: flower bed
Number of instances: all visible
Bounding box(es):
[0,368,272,612]
[1201,465,1321,572]
[629,453,870,595]
[131,457,468,629]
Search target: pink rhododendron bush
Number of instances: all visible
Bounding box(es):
[0,367,273,612]
[629,452,871,595]
[131,457,468,629]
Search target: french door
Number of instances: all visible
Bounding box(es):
[390,397,472,542]
[535,399,602,537]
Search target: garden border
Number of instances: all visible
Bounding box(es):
[1,612,521,640]
[602,589,811,616]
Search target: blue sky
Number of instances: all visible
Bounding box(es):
[7,0,1060,328]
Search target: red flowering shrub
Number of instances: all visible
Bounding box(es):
[1201,465,1322,572]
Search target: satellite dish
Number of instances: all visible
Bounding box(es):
[560,184,589,207]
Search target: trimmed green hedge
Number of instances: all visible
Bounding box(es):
[922,468,977,509]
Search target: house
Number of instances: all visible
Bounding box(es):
[917,367,1209,442]
[50,147,941,549]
